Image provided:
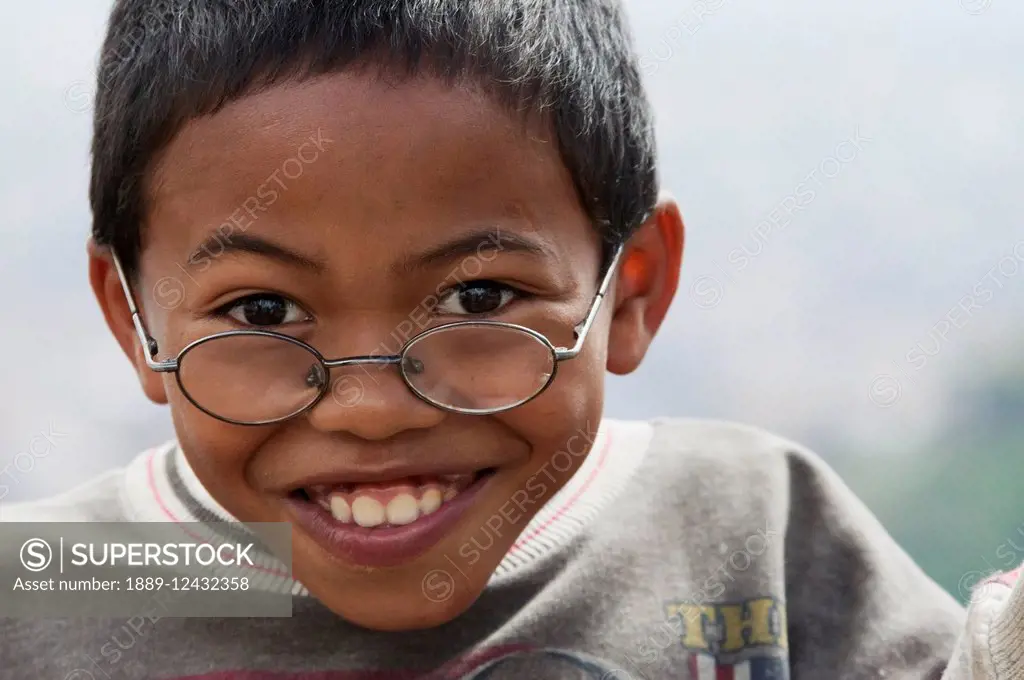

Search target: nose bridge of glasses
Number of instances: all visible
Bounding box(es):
[321,355,402,369]
[305,311,418,369]
[308,351,419,414]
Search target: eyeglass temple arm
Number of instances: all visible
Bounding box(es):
[110,252,178,372]
[553,243,626,361]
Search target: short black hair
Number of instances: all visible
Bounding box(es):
[90,0,658,279]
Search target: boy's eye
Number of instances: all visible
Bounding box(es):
[220,294,310,327]
[436,281,519,316]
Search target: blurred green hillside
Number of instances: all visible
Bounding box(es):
[835,359,1024,603]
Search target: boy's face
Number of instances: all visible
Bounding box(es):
[91,69,681,630]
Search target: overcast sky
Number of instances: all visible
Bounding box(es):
[1,0,1022,502]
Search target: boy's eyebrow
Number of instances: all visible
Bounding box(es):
[395,229,555,274]
[185,232,327,272]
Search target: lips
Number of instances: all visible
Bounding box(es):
[286,469,498,568]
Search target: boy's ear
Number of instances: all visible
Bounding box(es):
[605,194,684,375]
[87,239,169,405]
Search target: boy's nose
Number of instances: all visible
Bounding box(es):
[304,364,445,440]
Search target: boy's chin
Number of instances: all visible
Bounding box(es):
[300,566,486,631]
[288,533,499,630]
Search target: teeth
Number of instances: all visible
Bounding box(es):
[329,495,351,523]
[419,488,442,515]
[351,497,386,528]
[311,472,484,527]
[386,494,420,525]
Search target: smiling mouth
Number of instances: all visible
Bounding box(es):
[285,467,500,568]
[289,468,498,529]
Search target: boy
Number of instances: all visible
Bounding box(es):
[0,0,996,677]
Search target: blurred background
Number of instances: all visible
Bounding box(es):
[1,0,1021,602]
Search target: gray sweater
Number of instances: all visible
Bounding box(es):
[0,418,968,679]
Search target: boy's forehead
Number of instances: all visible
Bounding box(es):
[144,71,596,264]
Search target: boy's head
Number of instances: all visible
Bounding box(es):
[88,0,683,630]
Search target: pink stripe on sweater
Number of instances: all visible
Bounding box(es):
[510,428,614,553]
[147,449,292,579]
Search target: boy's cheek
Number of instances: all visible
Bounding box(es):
[129,354,172,406]
[167,397,278,516]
